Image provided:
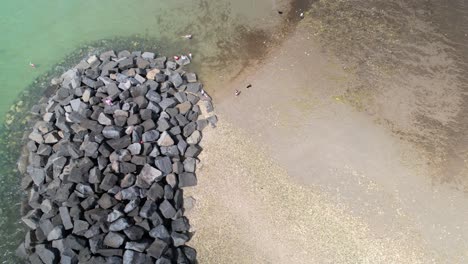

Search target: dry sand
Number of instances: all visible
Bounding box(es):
[187,122,436,263]
[186,13,468,264]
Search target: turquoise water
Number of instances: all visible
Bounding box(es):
[0,0,282,119]
[0,0,290,261]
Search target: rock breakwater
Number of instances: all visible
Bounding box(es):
[17,49,216,263]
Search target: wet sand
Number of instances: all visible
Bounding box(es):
[187,15,468,263]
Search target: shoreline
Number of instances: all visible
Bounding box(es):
[189,13,468,263]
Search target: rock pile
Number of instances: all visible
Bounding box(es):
[17,50,216,263]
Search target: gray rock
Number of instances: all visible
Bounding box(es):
[186,82,202,94]
[106,256,123,264]
[39,220,54,237]
[147,183,164,201]
[166,61,177,70]
[47,225,64,241]
[137,164,163,188]
[123,226,145,241]
[72,220,89,235]
[100,173,118,191]
[139,109,153,121]
[82,89,92,102]
[169,125,181,135]
[67,142,84,159]
[139,200,158,218]
[146,238,168,259]
[156,257,172,264]
[26,140,38,152]
[127,114,141,126]
[89,167,102,184]
[104,232,126,248]
[120,162,137,174]
[124,198,140,214]
[172,217,190,232]
[207,115,218,127]
[164,185,174,200]
[131,155,147,166]
[100,50,116,60]
[59,207,73,230]
[36,144,52,156]
[185,144,202,158]
[159,98,177,110]
[176,101,192,114]
[28,130,44,144]
[174,92,188,103]
[155,73,166,83]
[98,193,117,209]
[80,141,99,157]
[109,218,131,232]
[125,241,149,252]
[186,72,197,83]
[166,173,177,188]
[175,114,189,126]
[70,98,86,112]
[107,210,124,223]
[205,100,214,112]
[141,52,155,60]
[174,190,184,210]
[98,143,113,158]
[154,156,172,174]
[179,172,197,188]
[149,225,171,241]
[184,158,196,172]
[134,74,146,84]
[118,50,131,58]
[40,199,53,214]
[35,244,57,264]
[157,118,171,132]
[183,122,197,137]
[120,174,136,188]
[141,119,156,132]
[43,112,56,123]
[120,186,140,200]
[161,145,180,157]
[97,249,123,257]
[64,235,87,252]
[142,130,160,142]
[187,130,201,144]
[196,119,208,131]
[136,57,150,69]
[52,239,66,253]
[127,143,141,155]
[84,224,101,239]
[102,126,123,139]
[170,73,183,88]
[119,57,134,70]
[28,167,45,186]
[75,183,94,197]
[107,135,132,150]
[172,232,189,247]
[157,131,174,147]
[98,113,113,125]
[159,200,176,219]
[123,250,151,264]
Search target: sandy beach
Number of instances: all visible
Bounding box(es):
[186,14,468,263]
